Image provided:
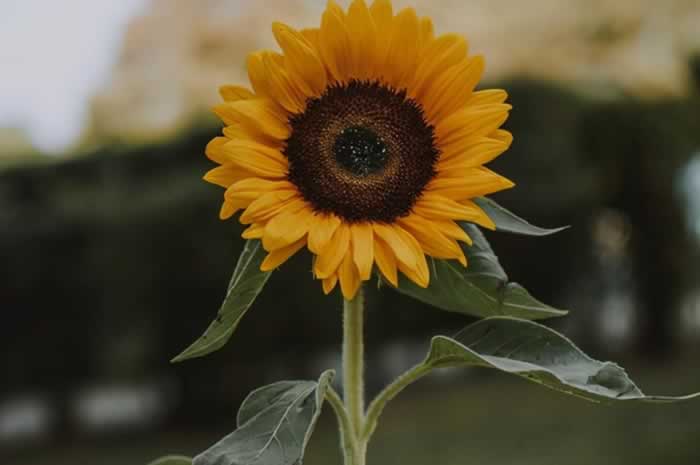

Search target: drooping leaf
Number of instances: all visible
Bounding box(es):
[393,225,567,320]
[194,370,334,465]
[236,382,301,428]
[173,240,272,362]
[425,317,700,403]
[147,456,192,465]
[475,197,569,236]
[236,370,334,429]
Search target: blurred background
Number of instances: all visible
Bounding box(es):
[2,0,700,464]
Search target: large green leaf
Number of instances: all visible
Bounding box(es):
[475,197,569,236]
[194,371,334,465]
[147,457,192,465]
[426,317,700,403]
[393,224,567,320]
[173,240,271,362]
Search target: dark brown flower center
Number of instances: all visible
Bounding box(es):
[333,126,389,176]
[284,80,439,223]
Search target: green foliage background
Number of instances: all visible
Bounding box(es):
[2,79,700,464]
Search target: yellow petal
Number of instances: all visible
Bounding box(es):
[346,0,376,79]
[261,51,307,114]
[423,56,485,123]
[433,220,473,246]
[308,213,341,254]
[205,137,230,165]
[221,124,247,140]
[428,168,515,199]
[398,259,430,288]
[413,193,495,228]
[438,138,510,168]
[436,104,511,147]
[272,22,327,96]
[339,247,362,300]
[351,223,374,280]
[322,273,339,295]
[225,178,296,204]
[219,85,255,102]
[456,199,497,230]
[242,194,306,225]
[489,129,513,146]
[203,164,249,188]
[263,207,314,251]
[246,52,272,99]
[222,124,284,151]
[314,223,351,279]
[372,223,416,269]
[219,190,255,214]
[219,199,239,220]
[223,199,251,219]
[410,34,468,101]
[261,238,306,272]
[398,215,466,265]
[373,238,398,286]
[242,223,266,239]
[369,0,393,68]
[240,191,303,224]
[221,139,288,178]
[459,55,485,96]
[213,99,290,140]
[319,0,352,82]
[383,8,419,88]
[222,137,289,163]
[466,89,508,106]
[370,0,393,27]
[418,17,435,53]
[393,227,430,288]
[301,28,321,50]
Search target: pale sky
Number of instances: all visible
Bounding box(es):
[0,0,147,153]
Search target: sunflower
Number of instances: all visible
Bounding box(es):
[204,0,514,300]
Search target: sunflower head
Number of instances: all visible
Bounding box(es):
[204,0,515,300]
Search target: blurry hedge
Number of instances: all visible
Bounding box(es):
[1,79,699,426]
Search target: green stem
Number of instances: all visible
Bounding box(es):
[362,362,432,441]
[342,288,367,465]
[333,288,434,462]
[325,386,357,465]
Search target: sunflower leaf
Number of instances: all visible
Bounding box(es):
[424,317,700,403]
[393,224,567,320]
[475,197,569,236]
[147,457,192,465]
[194,370,334,465]
[172,240,272,362]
